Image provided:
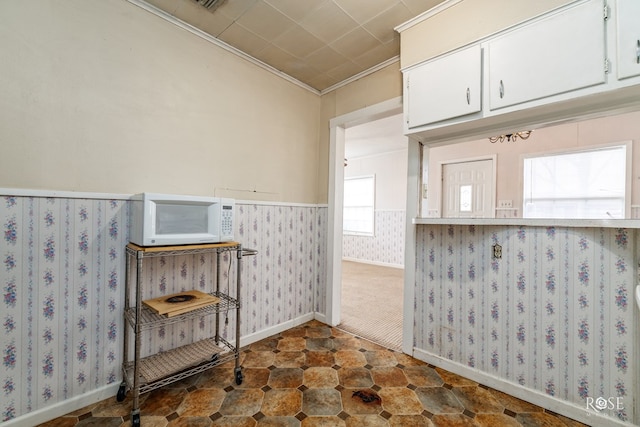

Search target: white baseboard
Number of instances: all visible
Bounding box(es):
[412,348,634,427]
[2,383,121,427]
[342,257,404,269]
[237,312,316,347]
[7,314,318,426]
[314,312,328,325]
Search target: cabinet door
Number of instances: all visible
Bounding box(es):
[488,0,606,111]
[406,44,482,129]
[616,0,640,79]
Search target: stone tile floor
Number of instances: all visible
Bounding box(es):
[39,321,589,426]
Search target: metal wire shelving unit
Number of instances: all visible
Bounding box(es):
[117,242,256,426]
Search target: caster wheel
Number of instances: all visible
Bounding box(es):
[131,412,141,427]
[235,368,243,385]
[116,383,127,402]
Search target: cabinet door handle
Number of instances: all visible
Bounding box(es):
[499,80,505,99]
[637,40,640,64]
[466,88,470,105]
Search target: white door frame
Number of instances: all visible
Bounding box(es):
[327,96,419,355]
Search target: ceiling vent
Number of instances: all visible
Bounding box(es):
[192,0,225,12]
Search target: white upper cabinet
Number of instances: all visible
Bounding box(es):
[399,0,640,142]
[487,0,606,111]
[616,0,640,80]
[405,45,482,129]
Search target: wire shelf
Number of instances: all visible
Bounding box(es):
[124,291,239,330]
[122,337,237,394]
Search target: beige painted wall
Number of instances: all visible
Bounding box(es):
[400,0,573,69]
[427,111,640,216]
[317,62,403,203]
[0,0,321,203]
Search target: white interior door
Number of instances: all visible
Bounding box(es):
[442,159,494,218]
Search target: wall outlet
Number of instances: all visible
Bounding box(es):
[492,243,502,259]
[498,200,513,208]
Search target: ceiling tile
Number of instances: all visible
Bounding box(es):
[236,1,296,41]
[305,73,339,91]
[144,0,181,14]
[171,0,204,22]
[196,11,234,37]
[216,0,259,21]
[326,60,363,82]
[352,37,399,68]
[330,27,381,59]
[218,23,270,57]
[265,0,328,21]
[273,25,325,58]
[305,46,350,71]
[289,64,327,87]
[253,44,300,71]
[137,0,448,91]
[299,1,357,44]
[282,65,317,85]
[363,3,413,43]
[334,0,398,24]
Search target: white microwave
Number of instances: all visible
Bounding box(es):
[129,193,234,246]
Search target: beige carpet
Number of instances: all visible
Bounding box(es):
[338,260,404,351]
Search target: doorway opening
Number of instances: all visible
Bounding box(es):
[327,97,419,355]
[336,112,407,350]
[340,261,404,350]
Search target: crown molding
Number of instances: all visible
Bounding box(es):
[126,0,321,95]
[127,0,407,96]
[319,56,400,96]
[394,0,462,33]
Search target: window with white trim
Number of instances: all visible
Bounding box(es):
[343,175,375,235]
[523,144,628,219]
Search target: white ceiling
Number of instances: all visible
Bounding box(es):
[345,113,406,159]
[142,0,446,92]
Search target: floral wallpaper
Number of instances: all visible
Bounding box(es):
[415,224,637,423]
[1,196,128,422]
[215,203,326,342]
[0,196,326,423]
[342,210,405,266]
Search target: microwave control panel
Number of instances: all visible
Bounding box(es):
[220,199,235,240]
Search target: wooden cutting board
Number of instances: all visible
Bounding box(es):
[143,290,220,317]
